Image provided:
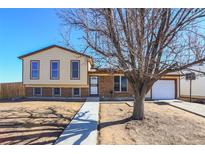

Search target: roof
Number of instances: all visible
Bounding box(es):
[89,68,181,76]
[18,45,93,60]
[89,68,124,74]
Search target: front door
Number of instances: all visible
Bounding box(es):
[90,76,99,96]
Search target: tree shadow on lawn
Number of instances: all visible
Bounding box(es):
[0,105,134,145]
[99,117,133,129]
[0,107,74,145]
[98,101,170,129]
[153,101,169,105]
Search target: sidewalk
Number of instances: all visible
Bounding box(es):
[126,99,205,118]
[160,100,205,117]
[54,97,99,145]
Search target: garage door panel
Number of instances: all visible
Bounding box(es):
[152,80,175,100]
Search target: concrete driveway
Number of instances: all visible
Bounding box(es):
[159,99,205,117]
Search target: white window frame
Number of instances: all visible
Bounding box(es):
[114,76,128,92]
[72,88,81,97]
[31,60,40,80]
[52,88,61,97]
[33,87,42,96]
[51,60,60,80]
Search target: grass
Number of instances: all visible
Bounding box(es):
[98,102,205,145]
[0,101,82,145]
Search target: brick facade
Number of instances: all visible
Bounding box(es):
[25,76,133,99]
[98,75,134,99]
[25,87,89,97]
[81,88,89,97]
[42,87,52,97]
[25,75,179,100]
[61,88,72,97]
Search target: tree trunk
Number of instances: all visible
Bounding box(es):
[132,95,145,120]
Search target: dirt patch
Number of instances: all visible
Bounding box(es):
[99,102,205,144]
[0,101,82,145]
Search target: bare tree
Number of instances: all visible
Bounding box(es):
[58,9,205,120]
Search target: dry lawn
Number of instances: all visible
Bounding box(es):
[99,102,205,145]
[0,101,82,145]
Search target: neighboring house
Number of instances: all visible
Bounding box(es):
[18,45,180,100]
[180,65,205,102]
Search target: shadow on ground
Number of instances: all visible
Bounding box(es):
[99,117,132,129]
[153,101,168,105]
[0,106,76,145]
[55,111,98,145]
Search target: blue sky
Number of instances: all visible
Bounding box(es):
[0,8,70,83]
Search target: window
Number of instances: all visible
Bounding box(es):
[51,61,60,80]
[71,60,80,80]
[53,88,61,96]
[114,76,120,91]
[33,87,42,96]
[31,61,40,79]
[72,88,80,97]
[121,76,128,91]
[114,76,128,92]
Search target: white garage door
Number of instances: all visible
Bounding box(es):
[152,80,175,100]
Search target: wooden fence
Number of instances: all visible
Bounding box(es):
[0,82,25,99]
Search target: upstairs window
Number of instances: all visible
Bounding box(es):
[31,60,40,80]
[114,76,128,92]
[71,60,80,80]
[51,60,60,80]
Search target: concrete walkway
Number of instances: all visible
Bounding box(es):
[159,99,205,117]
[54,97,99,145]
[125,99,205,117]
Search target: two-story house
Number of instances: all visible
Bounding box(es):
[18,45,180,100]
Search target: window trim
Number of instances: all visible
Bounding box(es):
[72,88,81,97]
[33,87,42,96]
[52,88,61,97]
[30,60,40,80]
[113,76,128,92]
[50,60,60,80]
[120,76,128,92]
[70,60,80,80]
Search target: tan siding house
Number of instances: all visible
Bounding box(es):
[19,45,180,100]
